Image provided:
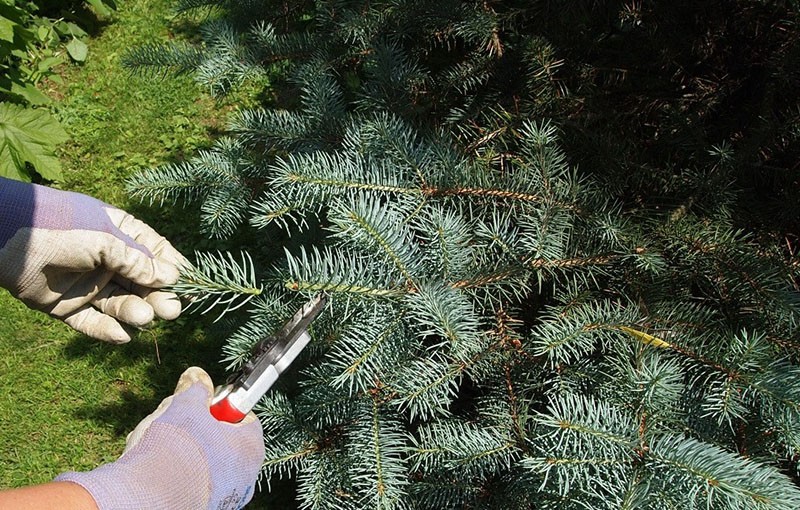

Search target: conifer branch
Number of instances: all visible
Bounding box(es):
[263,444,318,470]
[642,331,800,415]
[329,314,407,395]
[282,247,408,298]
[173,251,263,319]
[370,402,387,500]
[399,362,461,405]
[505,364,526,445]
[341,208,414,283]
[285,280,406,297]
[528,253,619,269]
[422,184,547,204]
[122,42,206,76]
[405,284,479,347]
[130,1,800,505]
[277,157,575,208]
[451,270,516,289]
[647,434,800,509]
[125,162,208,206]
[343,327,396,377]
[349,400,408,508]
[283,171,423,196]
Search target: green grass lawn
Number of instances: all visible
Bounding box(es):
[0,0,281,506]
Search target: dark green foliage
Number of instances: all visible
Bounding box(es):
[127,1,800,508]
[0,0,115,180]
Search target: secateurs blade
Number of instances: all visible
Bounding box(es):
[210,293,328,423]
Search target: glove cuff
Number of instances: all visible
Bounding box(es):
[0,179,71,294]
[54,423,212,510]
[55,472,124,510]
[55,467,139,510]
[55,462,192,510]
[0,178,35,250]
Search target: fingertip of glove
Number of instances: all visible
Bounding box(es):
[240,411,263,428]
[121,301,156,327]
[147,292,182,320]
[175,366,215,397]
[157,261,181,286]
[105,332,132,345]
[64,308,132,344]
[100,322,132,344]
[144,250,182,283]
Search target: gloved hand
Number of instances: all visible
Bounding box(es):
[55,367,265,510]
[0,177,185,343]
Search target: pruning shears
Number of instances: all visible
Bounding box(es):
[210,293,328,423]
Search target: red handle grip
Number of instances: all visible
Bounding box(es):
[210,396,247,423]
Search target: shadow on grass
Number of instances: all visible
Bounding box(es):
[61,315,228,432]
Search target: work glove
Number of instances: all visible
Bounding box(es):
[0,177,185,343]
[56,367,266,510]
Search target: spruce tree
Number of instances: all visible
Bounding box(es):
[125,1,800,508]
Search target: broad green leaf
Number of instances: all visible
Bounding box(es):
[0,102,68,181]
[0,68,51,104]
[55,21,87,39]
[8,81,50,105]
[36,25,49,43]
[0,15,15,42]
[85,0,113,17]
[38,56,63,72]
[66,38,88,62]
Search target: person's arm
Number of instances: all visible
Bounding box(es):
[0,367,264,510]
[0,176,186,343]
[0,482,98,510]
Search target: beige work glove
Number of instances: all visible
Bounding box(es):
[0,177,186,343]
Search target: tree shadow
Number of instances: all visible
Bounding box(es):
[34,0,114,37]
[62,314,230,434]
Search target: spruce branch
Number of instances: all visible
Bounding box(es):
[647,434,800,509]
[295,372,363,430]
[257,392,319,482]
[220,292,298,369]
[389,354,463,421]
[282,246,408,297]
[250,190,316,231]
[409,420,517,479]
[424,183,548,204]
[527,393,638,497]
[328,196,421,285]
[122,42,206,76]
[194,19,266,94]
[271,151,421,199]
[173,250,263,319]
[348,400,409,509]
[248,22,316,63]
[528,253,620,269]
[528,300,636,365]
[200,183,251,238]
[347,112,434,184]
[450,270,518,290]
[295,451,355,510]
[404,283,481,354]
[411,204,473,280]
[327,311,408,395]
[230,108,321,152]
[125,161,210,206]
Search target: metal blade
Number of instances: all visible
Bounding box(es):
[236,293,327,390]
